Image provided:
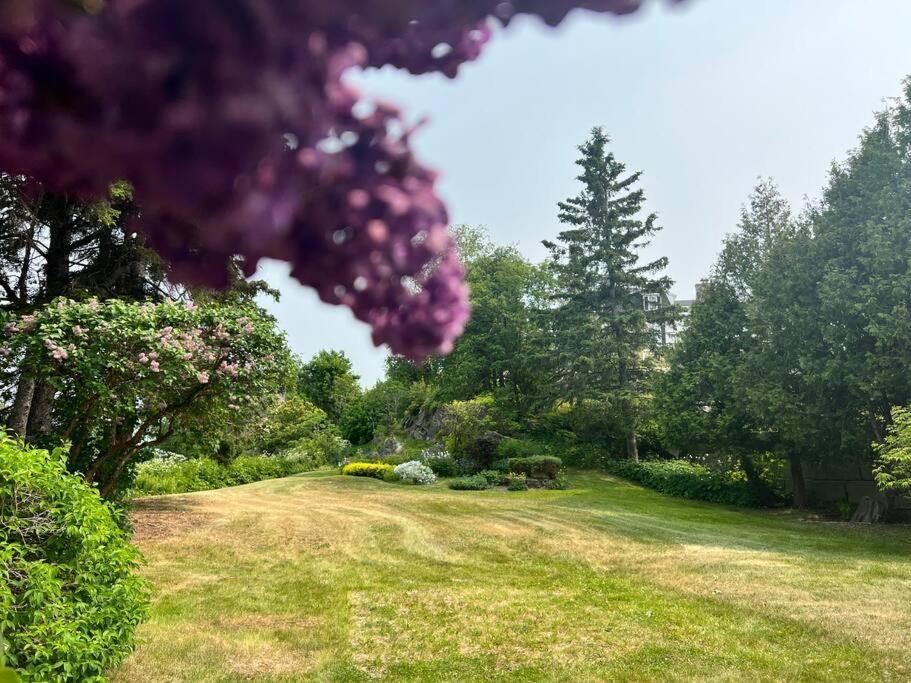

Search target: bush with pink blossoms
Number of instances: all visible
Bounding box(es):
[0,298,293,497]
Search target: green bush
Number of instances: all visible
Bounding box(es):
[0,435,149,681]
[507,455,563,480]
[478,470,505,486]
[130,453,312,496]
[548,472,570,490]
[447,475,491,491]
[604,458,777,508]
[340,396,380,445]
[424,454,459,477]
[341,462,394,480]
[506,472,528,491]
[497,438,540,460]
[875,406,911,495]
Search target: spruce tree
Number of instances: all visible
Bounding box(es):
[544,127,674,461]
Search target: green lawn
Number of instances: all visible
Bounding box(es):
[115,472,911,682]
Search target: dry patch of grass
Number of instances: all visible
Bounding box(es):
[115,471,911,682]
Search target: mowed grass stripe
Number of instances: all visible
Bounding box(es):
[115,471,911,682]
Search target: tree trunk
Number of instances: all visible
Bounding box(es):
[25,380,54,443]
[626,429,639,463]
[8,375,34,437]
[789,453,807,509]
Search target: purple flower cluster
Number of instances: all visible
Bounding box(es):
[0,1,653,358]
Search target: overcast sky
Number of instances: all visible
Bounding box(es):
[256,0,911,386]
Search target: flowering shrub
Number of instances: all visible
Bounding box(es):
[393,460,437,485]
[419,445,459,477]
[0,3,656,358]
[0,298,290,496]
[506,472,528,491]
[0,433,149,681]
[341,462,394,480]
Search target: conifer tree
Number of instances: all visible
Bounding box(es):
[544,127,674,461]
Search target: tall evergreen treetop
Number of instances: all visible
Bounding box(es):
[544,127,674,460]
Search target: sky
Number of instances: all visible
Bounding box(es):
[256,0,911,386]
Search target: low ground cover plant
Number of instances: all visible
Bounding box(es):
[605,458,779,508]
[393,461,437,485]
[447,474,491,491]
[341,462,394,480]
[0,435,149,681]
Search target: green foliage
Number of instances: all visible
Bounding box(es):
[875,407,911,494]
[477,470,505,486]
[341,462,393,480]
[507,455,563,480]
[496,437,540,460]
[0,297,291,497]
[423,453,459,478]
[604,459,780,508]
[542,127,675,459]
[129,453,313,496]
[447,475,491,491]
[339,394,379,445]
[441,396,509,470]
[506,472,528,491]
[297,350,361,422]
[257,396,349,465]
[0,434,149,681]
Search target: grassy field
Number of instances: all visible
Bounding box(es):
[115,471,911,682]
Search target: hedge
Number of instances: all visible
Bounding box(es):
[604,458,777,508]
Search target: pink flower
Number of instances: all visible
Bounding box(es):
[0,347,11,357]
[52,347,68,360]
[186,302,197,311]
[19,315,35,330]
[148,351,159,360]
[4,322,18,334]
[243,323,254,334]
[150,360,160,372]
[72,325,84,337]
[87,299,99,311]
[138,353,149,364]
[197,371,209,384]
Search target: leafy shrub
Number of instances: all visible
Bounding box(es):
[447,475,491,491]
[507,455,563,480]
[130,453,312,496]
[478,470,505,486]
[490,458,510,473]
[341,462,394,480]
[464,431,504,470]
[393,461,437,485]
[422,449,459,477]
[497,438,540,460]
[604,458,779,508]
[0,435,149,681]
[340,396,380,445]
[875,406,911,495]
[506,472,528,491]
[548,472,570,490]
[442,396,503,460]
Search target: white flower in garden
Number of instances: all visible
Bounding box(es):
[393,460,437,485]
